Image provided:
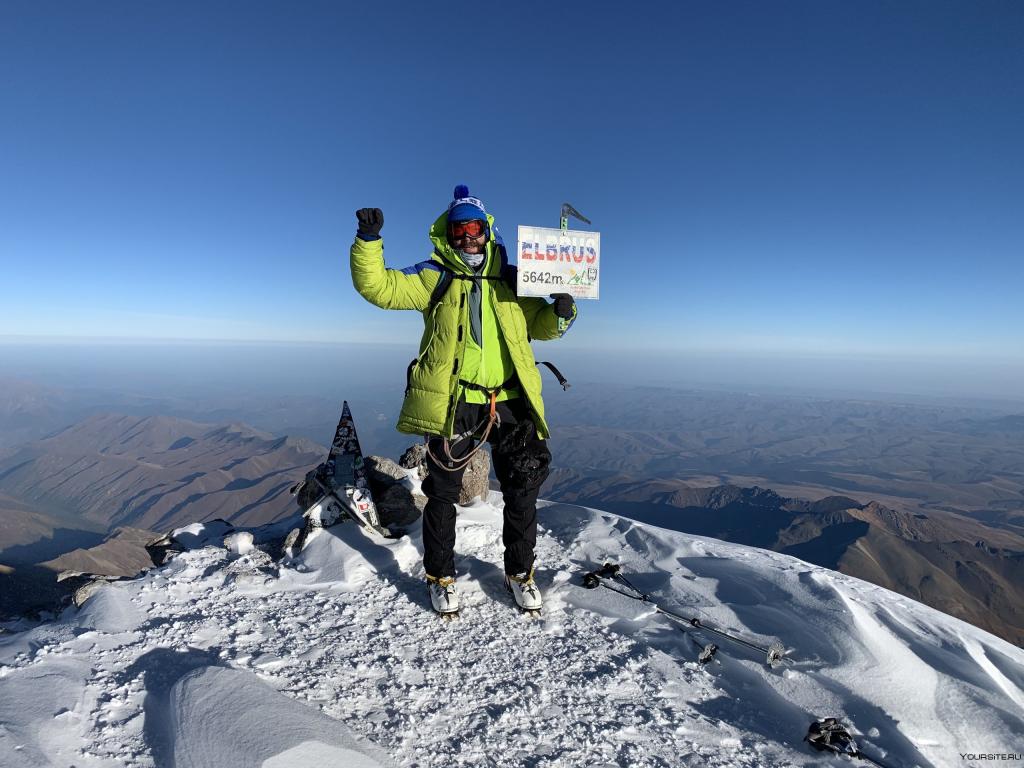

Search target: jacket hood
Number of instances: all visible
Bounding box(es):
[429,210,501,277]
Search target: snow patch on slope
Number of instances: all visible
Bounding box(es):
[0,494,1021,768]
[169,666,393,767]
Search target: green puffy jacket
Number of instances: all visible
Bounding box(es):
[350,210,575,439]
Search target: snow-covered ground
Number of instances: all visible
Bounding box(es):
[2,494,1022,767]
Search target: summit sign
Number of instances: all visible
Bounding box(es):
[516,225,601,300]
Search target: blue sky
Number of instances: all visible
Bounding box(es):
[2,1,1022,363]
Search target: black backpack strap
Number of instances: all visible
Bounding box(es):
[428,244,520,309]
[427,258,513,313]
[537,360,571,391]
[496,242,518,295]
[499,264,518,295]
[404,357,419,396]
[427,269,455,313]
[427,252,457,313]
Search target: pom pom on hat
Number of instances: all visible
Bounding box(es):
[448,184,488,222]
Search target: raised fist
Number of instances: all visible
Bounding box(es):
[356,208,384,239]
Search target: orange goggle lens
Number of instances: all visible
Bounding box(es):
[449,220,486,239]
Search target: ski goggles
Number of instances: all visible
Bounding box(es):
[448,219,487,239]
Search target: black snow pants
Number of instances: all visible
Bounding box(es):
[422,396,552,579]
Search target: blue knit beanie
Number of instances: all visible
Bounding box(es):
[447,184,488,222]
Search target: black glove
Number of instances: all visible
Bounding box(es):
[550,293,575,319]
[355,208,384,240]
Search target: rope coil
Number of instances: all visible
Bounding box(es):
[425,390,501,471]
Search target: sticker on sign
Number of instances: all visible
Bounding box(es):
[517,226,600,299]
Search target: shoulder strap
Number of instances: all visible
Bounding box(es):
[427,246,518,312]
[427,258,456,313]
[496,242,518,295]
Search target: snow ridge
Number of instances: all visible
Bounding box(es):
[1,495,1022,768]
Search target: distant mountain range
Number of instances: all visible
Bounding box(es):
[544,470,1024,646]
[0,414,326,621]
[0,377,79,448]
[0,413,324,533]
[545,384,1024,534]
[2,408,1023,646]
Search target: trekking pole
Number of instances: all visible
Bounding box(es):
[583,563,789,667]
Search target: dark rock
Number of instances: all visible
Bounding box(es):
[399,444,428,479]
[366,455,423,528]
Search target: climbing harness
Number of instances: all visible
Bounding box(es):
[425,386,504,471]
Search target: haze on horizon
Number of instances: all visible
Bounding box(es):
[1,340,1022,408]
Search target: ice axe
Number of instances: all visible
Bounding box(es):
[554,202,591,332]
[560,202,590,232]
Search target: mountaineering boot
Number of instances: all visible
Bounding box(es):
[505,570,542,612]
[426,574,460,615]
